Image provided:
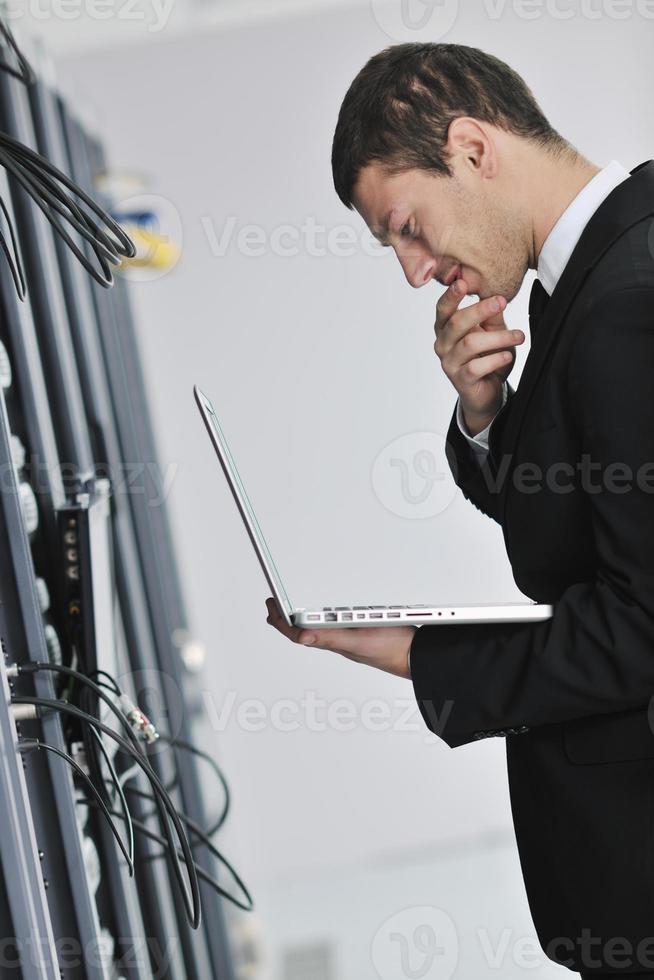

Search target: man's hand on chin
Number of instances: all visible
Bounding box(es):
[265,597,416,680]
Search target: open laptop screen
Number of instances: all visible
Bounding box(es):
[194,386,294,618]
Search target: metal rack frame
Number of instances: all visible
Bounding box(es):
[0,33,238,980]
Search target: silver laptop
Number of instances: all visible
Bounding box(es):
[194,385,553,629]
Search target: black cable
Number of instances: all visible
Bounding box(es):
[139,734,227,830]
[15,660,140,808]
[12,695,201,929]
[16,661,143,756]
[16,662,190,876]
[0,19,36,85]
[80,798,254,912]
[14,665,237,916]
[0,128,135,294]
[0,192,25,298]
[76,668,229,812]
[0,132,135,256]
[0,148,117,287]
[20,662,236,905]
[13,155,121,264]
[19,664,229,853]
[124,784,251,908]
[18,738,133,874]
[15,662,140,747]
[79,681,112,812]
[88,669,121,695]
[16,694,200,928]
[158,734,230,835]
[89,727,135,870]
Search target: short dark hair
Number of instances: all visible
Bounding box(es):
[331,42,574,210]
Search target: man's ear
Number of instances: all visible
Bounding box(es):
[446,117,496,179]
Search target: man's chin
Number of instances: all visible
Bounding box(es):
[478,282,521,304]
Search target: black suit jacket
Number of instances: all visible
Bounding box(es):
[410,160,654,973]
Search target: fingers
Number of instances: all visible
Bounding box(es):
[456,326,524,363]
[434,276,467,331]
[456,348,515,385]
[438,321,523,380]
[265,597,361,651]
[265,597,316,646]
[435,285,507,343]
[434,281,462,340]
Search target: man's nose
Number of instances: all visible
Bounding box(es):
[397,247,437,288]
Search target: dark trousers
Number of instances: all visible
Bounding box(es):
[580,975,654,978]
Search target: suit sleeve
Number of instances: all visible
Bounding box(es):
[455,381,508,460]
[444,382,516,525]
[411,287,654,748]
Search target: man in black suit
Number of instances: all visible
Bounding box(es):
[265,42,654,977]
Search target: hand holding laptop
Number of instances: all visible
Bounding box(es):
[265,598,416,679]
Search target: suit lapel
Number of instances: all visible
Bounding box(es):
[488,160,654,527]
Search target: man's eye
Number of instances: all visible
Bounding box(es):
[400,222,412,238]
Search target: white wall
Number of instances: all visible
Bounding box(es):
[11,0,374,55]
[56,6,653,977]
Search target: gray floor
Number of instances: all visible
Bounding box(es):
[250,832,572,980]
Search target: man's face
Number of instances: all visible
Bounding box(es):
[351,157,528,303]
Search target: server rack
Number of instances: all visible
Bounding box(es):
[0,31,239,980]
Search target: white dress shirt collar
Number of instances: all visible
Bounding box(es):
[537,159,630,296]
